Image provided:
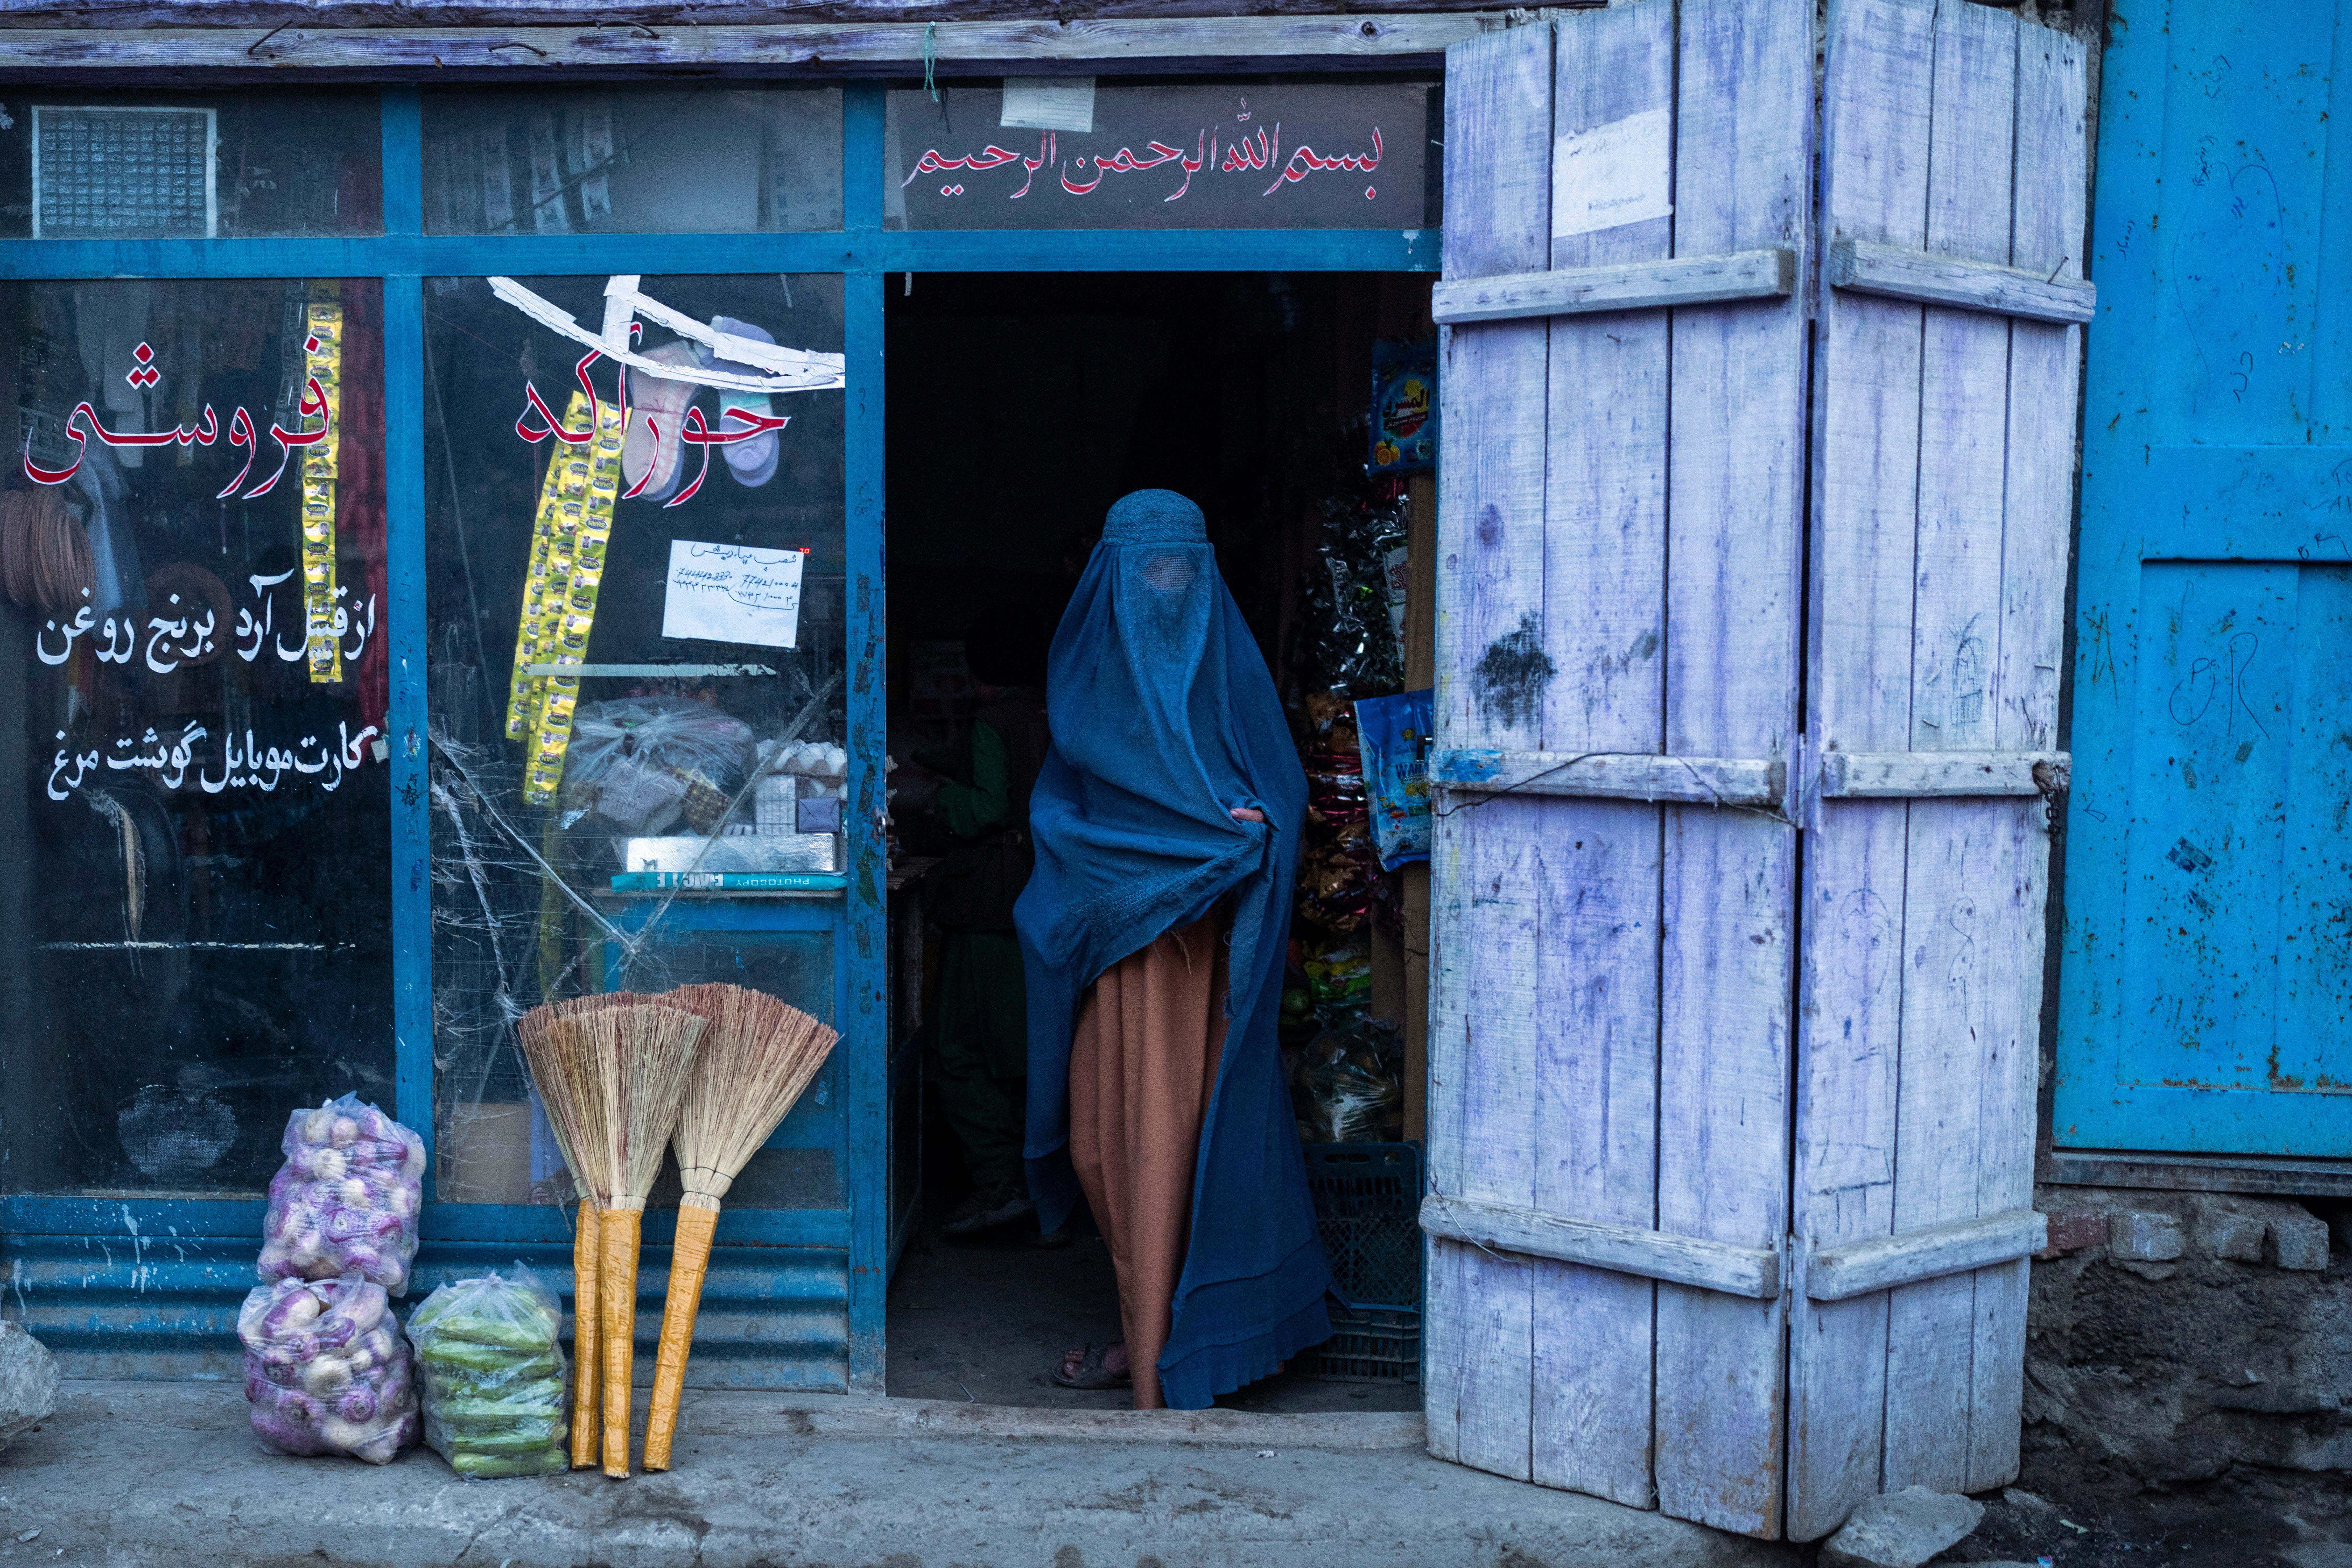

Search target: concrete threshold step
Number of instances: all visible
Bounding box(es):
[0,1381,1799,1568]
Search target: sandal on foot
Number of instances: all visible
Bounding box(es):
[1053,1342,1131,1390]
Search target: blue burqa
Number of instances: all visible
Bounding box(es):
[1017,489,1332,1408]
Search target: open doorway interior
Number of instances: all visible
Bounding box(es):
[884,271,1433,1412]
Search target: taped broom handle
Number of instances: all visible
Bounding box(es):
[601,1207,644,1477]
[571,1200,601,1470]
[643,1198,720,1471]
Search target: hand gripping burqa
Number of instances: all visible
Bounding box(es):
[1017,489,1333,1408]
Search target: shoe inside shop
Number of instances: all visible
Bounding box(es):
[882,271,1436,1414]
[0,76,1446,1445]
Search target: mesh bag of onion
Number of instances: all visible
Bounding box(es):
[258,1094,426,1296]
[238,1274,419,1464]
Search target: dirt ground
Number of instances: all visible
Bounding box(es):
[1936,1471,2352,1568]
[885,1216,1420,1414]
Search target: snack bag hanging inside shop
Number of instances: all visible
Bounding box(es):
[408,1266,570,1479]
[1367,338,1437,476]
[238,1273,419,1464]
[1353,688,1433,871]
[258,1093,427,1296]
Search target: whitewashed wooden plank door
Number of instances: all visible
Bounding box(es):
[1425,0,1811,1536]
[1790,0,2084,1540]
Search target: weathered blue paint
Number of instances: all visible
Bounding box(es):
[2055,0,2352,1155]
[2,1229,849,1389]
[842,83,892,1393]
[385,89,434,1171]
[0,229,1434,284]
[0,73,1437,1379]
[1428,748,1508,784]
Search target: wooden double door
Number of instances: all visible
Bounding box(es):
[1423,0,2087,1538]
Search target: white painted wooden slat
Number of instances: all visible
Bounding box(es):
[1529,0,1672,1509]
[1908,0,2016,762]
[1432,750,1781,807]
[1885,801,2003,1494]
[1963,796,2049,1488]
[1882,0,2018,1501]
[1967,24,2085,1497]
[1423,801,1475,1467]
[1818,750,2068,799]
[1531,804,1662,1506]
[1419,1195,1779,1299]
[1998,31,2087,756]
[0,14,1498,72]
[1651,0,1810,1539]
[1435,803,1544,1479]
[1806,1209,2047,1301]
[1789,0,1935,1540]
[1825,239,2095,324]
[1427,16,1553,1482]
[1790,804,1909,1538]
[1429,248,1795,325]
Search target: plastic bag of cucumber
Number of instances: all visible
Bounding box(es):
[406,1266,570,1478]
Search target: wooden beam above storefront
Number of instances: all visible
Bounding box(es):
[0,11,1510,79]
[3,0,1546,20]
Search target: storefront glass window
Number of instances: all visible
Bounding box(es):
[2,93,383,240]
[422,90,844,235]
[422,272,847,1207]
[885,80,1437,230]
[0,276,392,1196]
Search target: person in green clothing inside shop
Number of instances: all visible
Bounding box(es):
[893,617,1057,1239]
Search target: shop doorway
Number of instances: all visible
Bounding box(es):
[881,271,1430,1413]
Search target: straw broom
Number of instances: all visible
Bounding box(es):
[517,991,653,1471]
[641,984,839,1471]
[521,998,706,1477]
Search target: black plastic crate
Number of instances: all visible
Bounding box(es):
[1301,1141,1423,1310]
[1308,1304,1421,1384]
[1301,1142,1422,1384]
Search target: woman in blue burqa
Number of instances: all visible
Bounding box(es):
[1017,488,1333,1409]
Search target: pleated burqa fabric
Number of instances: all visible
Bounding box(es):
[1016,489,1331,1409]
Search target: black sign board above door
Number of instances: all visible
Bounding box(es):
[886,82,1435,231]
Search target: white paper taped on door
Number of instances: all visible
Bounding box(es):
[1551,106,1673,240]
[661,540,805,649]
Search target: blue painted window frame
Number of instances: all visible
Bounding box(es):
[0,80,1438,1384]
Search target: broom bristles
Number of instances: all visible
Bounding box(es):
[518,997,706,1212]
[516,991,657,1194]
[664,983,841,1207]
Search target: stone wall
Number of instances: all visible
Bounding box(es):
[2022,1185,2352,1496]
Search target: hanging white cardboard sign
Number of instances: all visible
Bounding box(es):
[661,541,805,648]
[1551,106,1674,239]
[1000,77,1097,133]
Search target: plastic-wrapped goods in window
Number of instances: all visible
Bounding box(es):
[408,1266,570,1479]
[238,1274,418,1464]
[424,273,846,1211]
